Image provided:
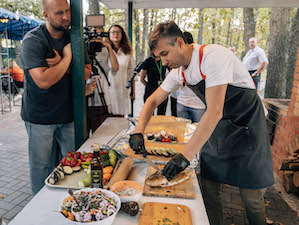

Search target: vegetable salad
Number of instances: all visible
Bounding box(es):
[61,189,118,223]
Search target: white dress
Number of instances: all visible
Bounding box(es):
[108,48,135,116]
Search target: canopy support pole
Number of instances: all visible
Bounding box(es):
[70,0,87,149]
[128,1,133,43]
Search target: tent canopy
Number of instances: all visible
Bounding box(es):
[0,8,44,41]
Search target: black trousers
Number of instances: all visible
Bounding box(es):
[170,96,177,117]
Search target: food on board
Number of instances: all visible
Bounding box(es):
[144,130,178,143]
[145,170,192,187]
[142,146,178,157]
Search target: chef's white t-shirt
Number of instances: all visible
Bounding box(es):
[161,44,255,93]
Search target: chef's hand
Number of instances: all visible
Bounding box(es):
[129,133,147,157]
[162,153,190,181]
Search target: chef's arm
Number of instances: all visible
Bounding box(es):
[134,87,170,133]
[182,84,227,162]
[253,62,268,77]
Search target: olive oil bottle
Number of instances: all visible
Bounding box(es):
[91,148,103,188]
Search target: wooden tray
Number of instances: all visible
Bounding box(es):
[143,165,195,199]
[45,160,120,189]
[148,116,177,124]
[123,142,185,162]
[139,202,193,225]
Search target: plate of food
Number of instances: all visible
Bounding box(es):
[59,188,121,224]
[45,147,120,189]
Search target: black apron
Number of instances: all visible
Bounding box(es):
[184,45,274,189]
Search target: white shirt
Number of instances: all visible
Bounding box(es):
[161,44,255,94]
[177,85,206,109]
[243,46,268,71]
[108,48,135,115]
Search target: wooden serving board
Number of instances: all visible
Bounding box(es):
[45,160,120,189]
[148,115,177,124]
[139,202,193,225]
[143,165,195,199]
[123,142,185,162]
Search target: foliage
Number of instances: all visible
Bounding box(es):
[104,7,272,61]
[0,0,43,19]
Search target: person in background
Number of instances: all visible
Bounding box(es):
[176,31,205,123]
[243,37,268,90]
[1,60,24,88]
[140,52,168,115]
[107,25,135,117]
[20,0,91,195]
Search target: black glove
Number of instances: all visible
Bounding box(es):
[129,133,147,157]
[162,153,190,181]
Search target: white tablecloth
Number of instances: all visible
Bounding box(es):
[9,118,209,225]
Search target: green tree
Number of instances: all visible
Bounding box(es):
[0,0,43,19]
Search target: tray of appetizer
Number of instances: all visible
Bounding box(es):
[45,145,120,189]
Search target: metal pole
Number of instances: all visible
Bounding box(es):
[128,1,133,44]
[70,0,87,149]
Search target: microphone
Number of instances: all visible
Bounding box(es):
[133,62,143,73]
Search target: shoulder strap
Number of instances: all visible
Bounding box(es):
[199,44,207,80]
[181,44,208,86]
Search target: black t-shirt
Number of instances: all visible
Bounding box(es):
[20,24,90,124]
[141,57,167,91]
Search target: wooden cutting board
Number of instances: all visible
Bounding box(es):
[139,202,193,225]
[123,142,185,162]
[143,165,195,199]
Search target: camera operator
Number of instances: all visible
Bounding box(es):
[85,26,119,134]
[90,26,119,112]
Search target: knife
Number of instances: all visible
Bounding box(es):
[139,146,163,174]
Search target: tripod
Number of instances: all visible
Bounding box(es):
[89,55,110,116]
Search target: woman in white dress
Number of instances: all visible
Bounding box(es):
[107,25,136,116]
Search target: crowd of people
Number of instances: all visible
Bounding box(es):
[13,0,273,224]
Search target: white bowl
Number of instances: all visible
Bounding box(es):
[110,180,142,203]
[59,188,121,225]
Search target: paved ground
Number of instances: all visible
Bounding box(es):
[0,80,298,224]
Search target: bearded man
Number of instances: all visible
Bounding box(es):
[20,0,91,194]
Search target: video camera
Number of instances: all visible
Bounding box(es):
[84,27,108,56]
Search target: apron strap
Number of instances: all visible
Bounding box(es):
[181,44,208,86]
[199,45,207,80]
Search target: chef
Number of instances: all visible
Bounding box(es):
[129,21,274,225]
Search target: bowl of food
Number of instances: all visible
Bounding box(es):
[110,180,142,203]
[59,188,121,224]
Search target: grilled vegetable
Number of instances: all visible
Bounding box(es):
[78,170,91,188]
[63,166,73,175]
[48,171,59,184]
[72,166,81,172]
